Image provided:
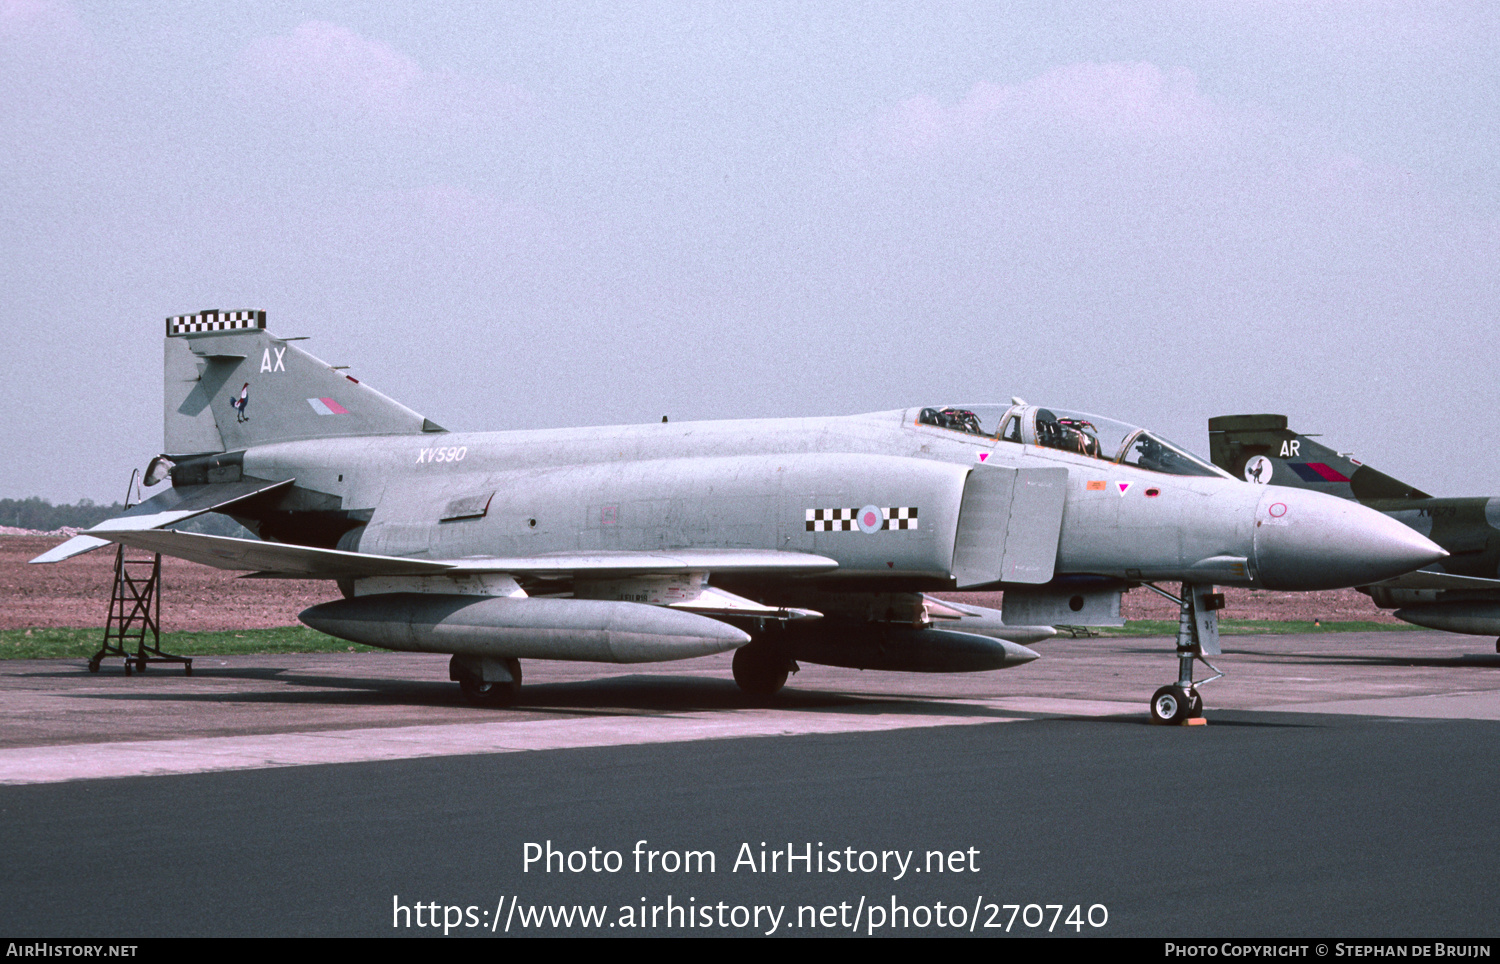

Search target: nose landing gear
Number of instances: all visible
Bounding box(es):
[1142,583,1224,725]
[1150,684,1203,725]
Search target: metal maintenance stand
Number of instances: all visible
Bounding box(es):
[88,471,192,676]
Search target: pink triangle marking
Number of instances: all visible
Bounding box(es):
[1117,481,1132,495]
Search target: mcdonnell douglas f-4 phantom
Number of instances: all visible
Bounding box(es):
[33,312,1444,723]
[1211,414,1500,649]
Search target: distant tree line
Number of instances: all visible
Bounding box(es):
[0,497,252,537]
[0,498,122,531]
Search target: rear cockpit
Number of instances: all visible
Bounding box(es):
[915,403,1229,479]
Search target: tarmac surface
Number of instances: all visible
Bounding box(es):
[2,630,1499,937]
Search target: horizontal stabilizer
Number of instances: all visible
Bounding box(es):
[88,529,840,580]
[28,479,294,564]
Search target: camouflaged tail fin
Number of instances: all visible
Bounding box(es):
[162,310,445,458]
[1208,414,1430,504]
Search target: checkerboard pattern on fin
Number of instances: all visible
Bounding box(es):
[166,310,265,336]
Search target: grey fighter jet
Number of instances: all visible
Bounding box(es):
[33,312,1444,723]
[1211,414,1500,649]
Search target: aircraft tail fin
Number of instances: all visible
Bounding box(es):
[1207,414,1430,503]
[163,310,446,457]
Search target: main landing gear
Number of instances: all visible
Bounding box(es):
[451,654,522,707]
[732,638,797,698]
[1141,582,1225,725]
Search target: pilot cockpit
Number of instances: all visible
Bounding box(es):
[1033,409,1103,458]
[915,403,1228,478]
[916,407,985,436]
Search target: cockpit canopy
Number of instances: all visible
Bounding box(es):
[916,403,1229,479]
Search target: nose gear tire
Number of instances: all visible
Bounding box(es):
[1150,684,1192,725]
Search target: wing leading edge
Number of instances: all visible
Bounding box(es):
[91,528,840,580]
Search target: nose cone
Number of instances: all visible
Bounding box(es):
[1253,488,1447,591]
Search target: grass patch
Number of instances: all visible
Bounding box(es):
[0,626,378,660]
[1081,619,1413,638]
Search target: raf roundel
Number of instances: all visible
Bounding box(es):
[805,506,920,533]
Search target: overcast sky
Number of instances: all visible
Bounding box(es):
[4,2,1498,503]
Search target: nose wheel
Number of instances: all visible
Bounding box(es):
[1150,685,1204,725]
[1143,582,1224,725]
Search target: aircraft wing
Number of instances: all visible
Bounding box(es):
[441,549,839,578]
[28,479,295,564]
[91,529,839,580]
[1368,569,1500,591]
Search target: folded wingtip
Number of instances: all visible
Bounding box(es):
[28,534,111,564]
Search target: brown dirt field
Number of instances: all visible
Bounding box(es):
[1,533,1399,632]
[1,535,340,631]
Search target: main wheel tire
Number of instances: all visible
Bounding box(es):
[732,644,790,697]
[459,676,519,708]
[1150,684,1191,725]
